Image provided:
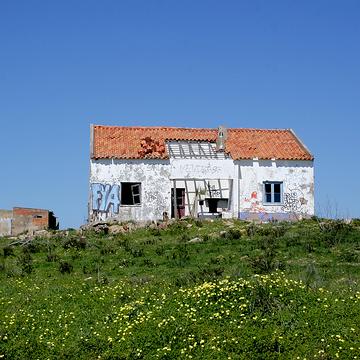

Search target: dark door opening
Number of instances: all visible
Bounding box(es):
[207,198,218,213]
[171,188,185,218]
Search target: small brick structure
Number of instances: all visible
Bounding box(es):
[0,207,58,236]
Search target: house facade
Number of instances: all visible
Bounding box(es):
[89,125,314,222]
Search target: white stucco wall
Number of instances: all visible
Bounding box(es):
[237,159,314,220]
[89,159,172,221]
[170,158,235,179]
[89,157,314,222]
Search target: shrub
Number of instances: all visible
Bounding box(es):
[100,244,116,255]
[338,248,359,263]
[63,236,87,250]
[221,228,242,240]
[155,246,165,256]
[142,258,156,267]
[318,220,353,245]
[170,244,190,267]
[17,252,33,275]
[24,242,43,254]
[59,261,73,274]
[46,253,59,262]
[149,227,161,236]
[167,221,187,235]
[118,258,134,268]
[3,246,14,257]
[130,248,145,258]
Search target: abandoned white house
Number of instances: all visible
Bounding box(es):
[89,125,314,222]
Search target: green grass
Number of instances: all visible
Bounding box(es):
[1,218,360,359]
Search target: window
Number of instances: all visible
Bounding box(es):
[121,182,141,205]
[263,182,283,204]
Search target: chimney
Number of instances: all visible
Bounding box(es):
[216,125,227,152]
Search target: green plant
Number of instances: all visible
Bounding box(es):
[58,261,73,274]
[3,246,14,257]
[17,251,33,275]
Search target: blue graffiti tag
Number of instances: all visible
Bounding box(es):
[91,183,120,214]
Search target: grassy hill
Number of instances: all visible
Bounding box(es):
[1,218,360,359]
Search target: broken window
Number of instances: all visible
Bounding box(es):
[121,183,141,205]
[263,182,283,204]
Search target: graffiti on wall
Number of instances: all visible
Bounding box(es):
[243,191,266,213]
[281,188,307,213]
[91,183,120,214]
[241,186,309,221]
[207,184,221,198]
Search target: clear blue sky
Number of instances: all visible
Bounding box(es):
[1,0,359,228]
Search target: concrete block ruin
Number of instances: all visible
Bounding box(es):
[0,207,58,237]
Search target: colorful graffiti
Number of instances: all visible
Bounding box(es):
[91,183,120,214]
[243,191,266,213]
[241,187,308,221]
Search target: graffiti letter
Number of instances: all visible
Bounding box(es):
[91,183,120,214]
[92,183,103,211]
[106,184,120,213]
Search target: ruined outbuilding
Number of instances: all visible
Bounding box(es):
[89,125,314,222]
[0,207,58,236]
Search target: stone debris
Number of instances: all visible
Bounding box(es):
[188,237,203,244]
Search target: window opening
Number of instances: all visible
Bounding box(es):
[263,182,283,204]
[121,182,141,205]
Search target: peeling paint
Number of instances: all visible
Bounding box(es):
[89,156,314,222]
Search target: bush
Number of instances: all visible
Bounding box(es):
[46,253,59,262]
[59,261,73,274]
[142,258,156,267]
[155,246,165,256]
[170,244,190,266]
[338,248,359,263]
[63,236,87,250]
[3,246,14,257]
[318,220,353,245]
[17,251,33,275]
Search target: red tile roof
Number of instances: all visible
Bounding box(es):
[92,125,313,161]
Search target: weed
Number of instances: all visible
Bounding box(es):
[303,262,321,288]
[155,246,165,256]
[46,253,59,262]
[100,244,116,255]
[130,248,145,258]
[17,251,33,275]
[0,258,5,272]
[3,246,14,257]
[338,248,359,263]
[149,227,161,236]
[59,261,73,274]
[170,244,190,266]
[167,221,187,235]
[63,236,87,250]
[118,258,134,268]
[142,258,156,267]
[141,238,157,245]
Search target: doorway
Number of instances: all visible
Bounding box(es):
[207,198,218,213]
[171,188,185,218]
